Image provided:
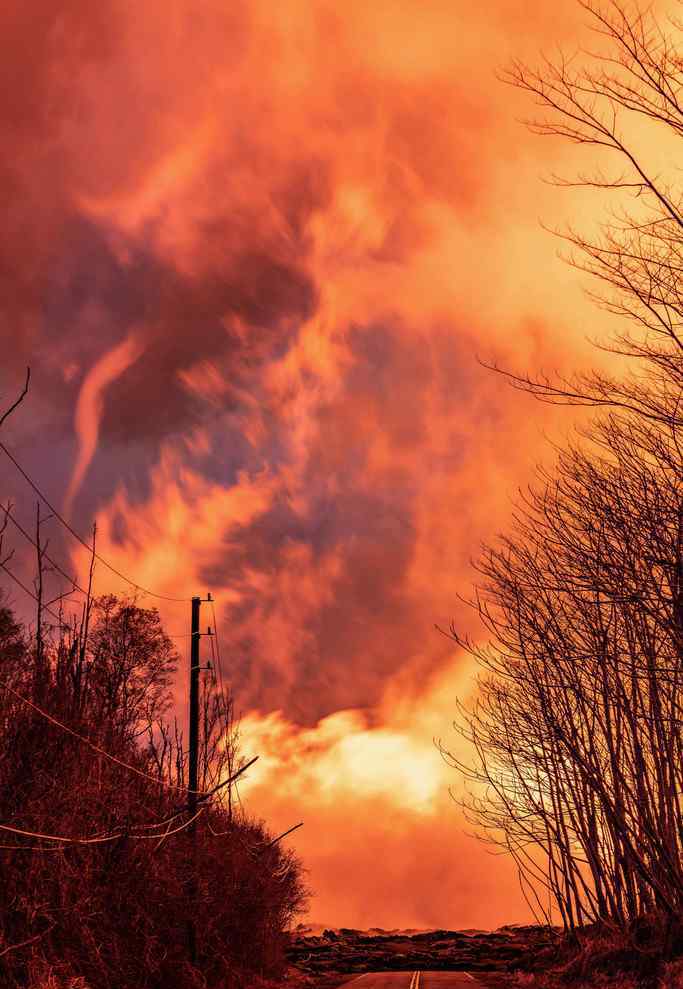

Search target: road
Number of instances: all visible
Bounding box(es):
[341,974,493,988]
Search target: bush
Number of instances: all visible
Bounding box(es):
[0,596,307,988]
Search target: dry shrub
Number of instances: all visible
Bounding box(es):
[661,959,683,989]
[443,0,683,944]
[557,931,658,982]
[512,921,683,989]
[0,595,308,988]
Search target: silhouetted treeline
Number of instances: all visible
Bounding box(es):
[0,594,307,989]
[445,0,683,957]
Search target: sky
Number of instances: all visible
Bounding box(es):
[0,0,652,929]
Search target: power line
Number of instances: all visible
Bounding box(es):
[209,599,230,731]
[3,506,88,597]
[208,628,234,792]
[208,630,218,688]
[1,509,196,636]
[209,598,233,754]
[6,682,259,805]
[0,822,127,845]
[3,683,210,797]
[0,440,189,604]
[0,540,189,636]
[209,599,246,816]
[0,807,205,850]
[0,580,255,801]
[0,562,67,627]
[2,514,200,637]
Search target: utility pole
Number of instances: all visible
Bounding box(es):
[187,595,201,965]
[188,596,201,820]
[186,594,216,965]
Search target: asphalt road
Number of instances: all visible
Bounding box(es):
[342,974,492,988]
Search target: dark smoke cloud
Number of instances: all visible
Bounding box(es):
[0,0,606,928]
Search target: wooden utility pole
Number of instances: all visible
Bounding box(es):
[188,596,201,819]
[187,595,201,965]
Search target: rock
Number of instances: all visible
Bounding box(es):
[286,923,557,981]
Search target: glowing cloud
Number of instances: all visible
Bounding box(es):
[0,0,658,929]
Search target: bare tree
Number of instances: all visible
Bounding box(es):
[490,1,683,428]
[444,391,683,930]
[443,0,683,941]
[0,539,306,986]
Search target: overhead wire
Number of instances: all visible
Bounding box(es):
[0,807,206,851]
[207,603,227,739]
[0,522,194,634]
[0,433,262,855]
[0,822,128,845]
[4,683,259,806]
[0,541,224,791]
[3,684,210,796]
[0,564,253,803]
[0,676,258,852]
[131,807,193,831]
[2,506,88,597]
[0,440,189,603]
[209,598,243,810]
[208,629,219,689]
[209,599,231,741]
[207,628,235,803]
[0,445,264,847]
[212,599,248,816]
[0,562,66,627]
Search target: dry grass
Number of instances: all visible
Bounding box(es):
[509,924,683,989]
[659,960,683,989]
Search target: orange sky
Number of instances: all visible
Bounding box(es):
[0,0,658,929]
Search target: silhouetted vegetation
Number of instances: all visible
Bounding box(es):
[0,577,307,988]
[444,0,683,982]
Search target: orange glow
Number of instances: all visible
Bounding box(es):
[1,0,665,929]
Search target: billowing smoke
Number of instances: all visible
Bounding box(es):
[0,0,614,926]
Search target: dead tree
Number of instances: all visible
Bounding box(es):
[444,1,683,933]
